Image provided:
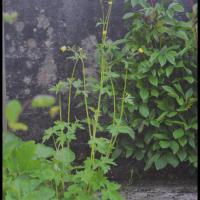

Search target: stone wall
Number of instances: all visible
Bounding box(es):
[3,0,194,141]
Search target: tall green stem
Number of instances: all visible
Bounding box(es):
[67,61,78,123]
[59,94,62,121]
[80,58,92,138]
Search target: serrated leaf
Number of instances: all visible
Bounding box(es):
[173,129,184,139]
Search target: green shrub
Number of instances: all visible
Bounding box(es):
[108,0,197,170]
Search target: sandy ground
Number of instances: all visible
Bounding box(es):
[120,180,197,200]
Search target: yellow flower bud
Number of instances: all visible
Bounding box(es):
[60,46,67,53]
[138,48,144,53]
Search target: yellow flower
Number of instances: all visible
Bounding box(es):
[138,48,144,53]
[60,46,67,53]
[108,0,113,5]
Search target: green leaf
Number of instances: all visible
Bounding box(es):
[35,144,54,158]
[177,31,188,41]
[166,52,176,65]
[139,104,149,118]
[150,51,159,63]
[6,100,22,123]
[118,125,135,140]
[162,85,178,98]
[144,152,161,171]
[148,75,158,86]
[139,88,149,101]
[168,2,184,12]
[153,133,169,140]
[166,154,179,168]
[178,137,187,147]
[8,122,28,131]
[151,88,159,97]
[183,76,195,83]
[170,141,179,154]
[134,150,145,161]
[173,129,184,139]
[155,155,168,170]
[123,12,134,19]
[159,140,170,148]
[54,148,75,164]
[166,66,174,77]
[158,55,167,66]
[32,95,55,108]
[177,150,187,161]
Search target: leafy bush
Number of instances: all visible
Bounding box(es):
[108,0,197,170]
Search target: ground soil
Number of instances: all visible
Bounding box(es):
[120,180,197,200]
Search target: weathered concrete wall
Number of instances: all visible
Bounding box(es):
[3,0,194,142]
[3,0,125,141]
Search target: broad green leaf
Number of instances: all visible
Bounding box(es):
[123,12,134,19]
[170,141,179,154]
[166,153,179,167]
[134,150,145,161]
[139,88,149,101]
[139,104,149,118]
[6,100,22,123]
[9,122,28,131]
[35,144,54,158]
[148,75,158,86]
[159,140,170,148]
[144,152,161,171]
[166,66,174,77]
[155,155,168,170]
[173,129,184,139]
[177,150,187,161]
[54,148,75,164]
[166,52,176,65]
[178,137,187,147]
[32,95,55,108]
[150,51,159,63]
[183,76,195,83]
[151,88,159,97]
[158,55,167,66]
[153,133,169,140]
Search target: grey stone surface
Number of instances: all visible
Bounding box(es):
[120,181,197,200]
